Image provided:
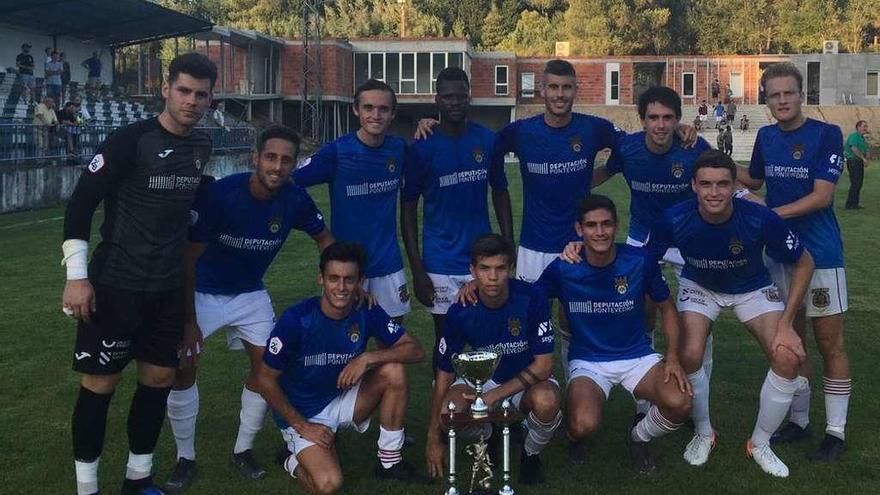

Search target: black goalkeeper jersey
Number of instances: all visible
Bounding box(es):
[64,117,212,291]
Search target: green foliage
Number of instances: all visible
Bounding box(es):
[497,10,557,56]
[481,5,508,50]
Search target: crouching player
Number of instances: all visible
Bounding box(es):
[546,195,692,474]
[426,234,561,485]
[256,242,432,494]
[649,150,813,477]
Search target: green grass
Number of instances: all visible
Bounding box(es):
[1,162,879,494]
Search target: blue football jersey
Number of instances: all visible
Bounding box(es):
[536,245,668,362]
[651,198,804,294]
[263,297,405,424]
[402,123,508,275]
[494,113,623,253]
[437,280,554,383]
[749,119,844,269]
[607,132,711,243]
[293,133,406,278]
[189,173,326,294]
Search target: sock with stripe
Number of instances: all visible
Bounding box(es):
[823,376,851,440]
[631,405,682,442]
[377,426,404,469]
[789,376,811,428]
[524,411,562,455]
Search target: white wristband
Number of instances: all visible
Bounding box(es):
[62,239,89,280]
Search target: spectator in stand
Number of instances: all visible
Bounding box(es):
[725,84,733,101]
[723,125,733,156]
[726,98,737,124]
[844,120,870,210]
[698,100,708,128]
[57,101,82,162]
[694,114,703,132]
[15,43,36,95]
[82,51,102,97]
[44,47,52,66]
[711,79,720,100]
[60,52,71,103]
[740,114,750,132]
[32,96,58,155]
[45,51,63,102]
[713,101,725,130]
[73,96,92,123]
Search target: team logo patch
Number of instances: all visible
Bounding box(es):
[348,323,361,342]
[671,161,685,179]
[570,135,583,153]
[387,157,396,173]
[268,216,282,234]
[762,287,782,303]
[268,337,283,355]
[614,276,628,294]
[88,153,105,173]
[792,143,805,160]
[508,317,521,337]
[398,284,410,303]
[729,238,743,255]
[438,337,447,355]
[387,321,401,335]
[537,320,551,336]
[472,147,484,163]
[811,288,831,309]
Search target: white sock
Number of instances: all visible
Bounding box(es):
[789,376,811,428]
[377,426,405,469]
[823,377,851,440]
[125,452,153,480]
[75,458,99,495]
[524,411,562,455]
[751,370,798,447]
[688,368,714,437]
[167,383,199,461]
[702,333,714,380]
[233,386,268,454]
[632,405,682,443]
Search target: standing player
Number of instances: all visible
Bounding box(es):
[650,150,813,477]
[61,53,216,495]
[162,125,334,493]
[537,195,693,474]
[294,79,410,320]
[425,234,559,485]
[401,67,513,369]
[738,63,851,461]
[257,242,431,493]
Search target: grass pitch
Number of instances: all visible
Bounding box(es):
[1,162,878,494]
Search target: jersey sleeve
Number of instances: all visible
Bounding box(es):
[400,143,427,202]
[598,119,627,174]
[643,255,671,303]
[534,259,562,299]
[491,121,519,170]
[762,207,805,264]
[63,125,140,241]
[814,125,845,184]
[488,133,509,191]
[292,142,337,187]
[263,309,300,371]
[366,305,405,347]
[643,215,674,262]
[748,130,766,180]
[527,285,555,356]
[437,306,466,374]
[292,189,327,236]
[188,178,220,243]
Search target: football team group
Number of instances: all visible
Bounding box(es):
[59,52,851,495]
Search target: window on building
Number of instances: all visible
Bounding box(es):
[386,52,399,93]
[449,52,463,68]
[606,63,619,104]
[682,72,696,98]
[400,53,415,94]
[521,72,535,98]
[868,71,879,97]
[417,53,431,93]
[370,53,385,80]
[495,66,509,96]
[431,52,446,93]
[354,53,368,89]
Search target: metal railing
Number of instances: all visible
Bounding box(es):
[0,124,255,164]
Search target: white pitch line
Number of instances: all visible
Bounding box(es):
[0,215,65,230]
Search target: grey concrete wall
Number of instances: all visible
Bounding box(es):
[1,152,253,213]
[791,54,880,106]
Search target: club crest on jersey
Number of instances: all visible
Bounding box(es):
[348,323,361,342]
[792,143,805,160]
[729,238,743,255]
[811,288,831,309]
[268,216,282,234]
[508,317,521,337]
[671,161,684,178]
[398,284,410,303]
[614,276,628,294]
[570,135,583,153]
[387,157,396,173]
[472,147,484,163]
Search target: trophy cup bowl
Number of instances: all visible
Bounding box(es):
[451,350,501,419]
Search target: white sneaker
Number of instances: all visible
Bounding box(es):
[683,431,716,466]
[746,440,790,478]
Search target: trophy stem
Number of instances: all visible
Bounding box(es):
[499,422,514,495]
[472,381,488,418]
[445,426,459,495]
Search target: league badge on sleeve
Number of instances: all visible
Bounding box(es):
[508,317,521,337]
[88,153,105,173]
[570,135,583,153]
[348,323,361,342]
[614,276,628,295]
[268,337,283,355]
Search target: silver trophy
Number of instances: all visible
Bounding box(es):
[451,350,501,419]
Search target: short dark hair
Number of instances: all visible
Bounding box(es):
[693,149,736,180]
[470,234,514,266]
[168,53,218,89]
[256,124,301,157]
[638,86,682,119]
[436,67,470,90]
[578,194,617,224]
[760,62,803,93]
[319,241,367,278]
[856,120,867,129]
[544,59,576,79]
[354,79,397,110]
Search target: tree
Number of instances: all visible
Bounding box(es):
[222,0,303,37]
[415,0,492,42]
[373,0,445,36]
[324,0,376,37]
[776,0,841,53]
[839,0,878,53]
[497,10,557,56]
[481,5,508,49]
[563,0,674,55]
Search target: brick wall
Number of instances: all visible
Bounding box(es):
[281,43,353,99]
